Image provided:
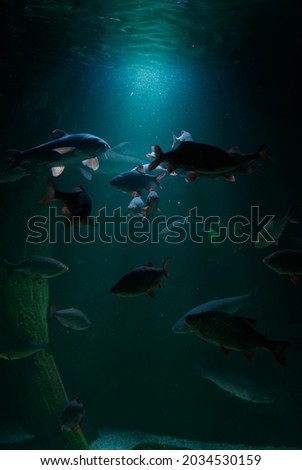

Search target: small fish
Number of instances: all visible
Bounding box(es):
[48,305,91,331]
[194,363,274,404]
[0,338,50,360]
[110,258,169,298]
[40,180,92,224]
[255,209,299,248]
[60,398,85,433]
[0,166,30,183]
[185,311,291,365]
[127,192,145,217]
[263,249,302,283]
[172,292,253,334]
[172,130,193,148]
[110,166,165,195]
[148,142,272,183]
[1,256,69,281]
[142,189,160,220]
[6,129,110,176]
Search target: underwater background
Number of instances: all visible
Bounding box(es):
[0,0,301,450]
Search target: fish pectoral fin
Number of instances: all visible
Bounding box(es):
[62,206,72,216]
[241,317,257,327]
[53,146,77,155]
[146,288,155,298]
[51,166,65,177]
[82,157,99,171]
[290,274,299,284]
[221,346,231,357]
[224,174,236,182]
[186,171,198,182]
[244,350,257,360]
[157,281,162,288]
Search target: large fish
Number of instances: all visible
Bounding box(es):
[40,180,92,224]
[60,398,85,433]
[185,311,291,365]
[1,256,69,281]
[148,142,272,182]
[48,305,91,331]
[110,166,165,195]
[110,258,169,298]
[263,249,302,283]
[6,129,110,177]
[194,363,274,404]
[0,338,50,360]
[172,292,253,334]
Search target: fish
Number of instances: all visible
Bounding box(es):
[0,166,31,183]
[82,142,145,178]
[110,258,169,298]
[110,166,165,195]
[127,192,145,217]
[185,310,291,365]
[194,363,274,404]
[48,305,91,331]
[159,216,190,240]
[148,142,272,183]
[263,249,302,283]
[0,338,50,360]
[1,256,69,281]
[40,180,92,224]
[60,398,85,433]
[172,292,253,334]
[254,209,299,248]
[6,129,110,176]
[142,189,160,220]
[172,130,194,148]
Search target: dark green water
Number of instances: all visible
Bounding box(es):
[0,0,301,449]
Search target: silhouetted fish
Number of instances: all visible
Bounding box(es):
[110,258,169,298]
[185,311,291,366]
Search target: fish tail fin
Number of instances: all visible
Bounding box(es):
[47,305,56,323]
[271,340,292,366]
[257,144,274,163]
[162,258,169,277]
[0,258,14,278]
[147,146,163,172]
[39,179,57,204]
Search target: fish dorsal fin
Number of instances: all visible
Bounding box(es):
[82,157,99,171]
[51,166,65,177]
[135,165,144,174]
[145,262,153,267]
[52,129,67,138]
[63,305,73,309]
